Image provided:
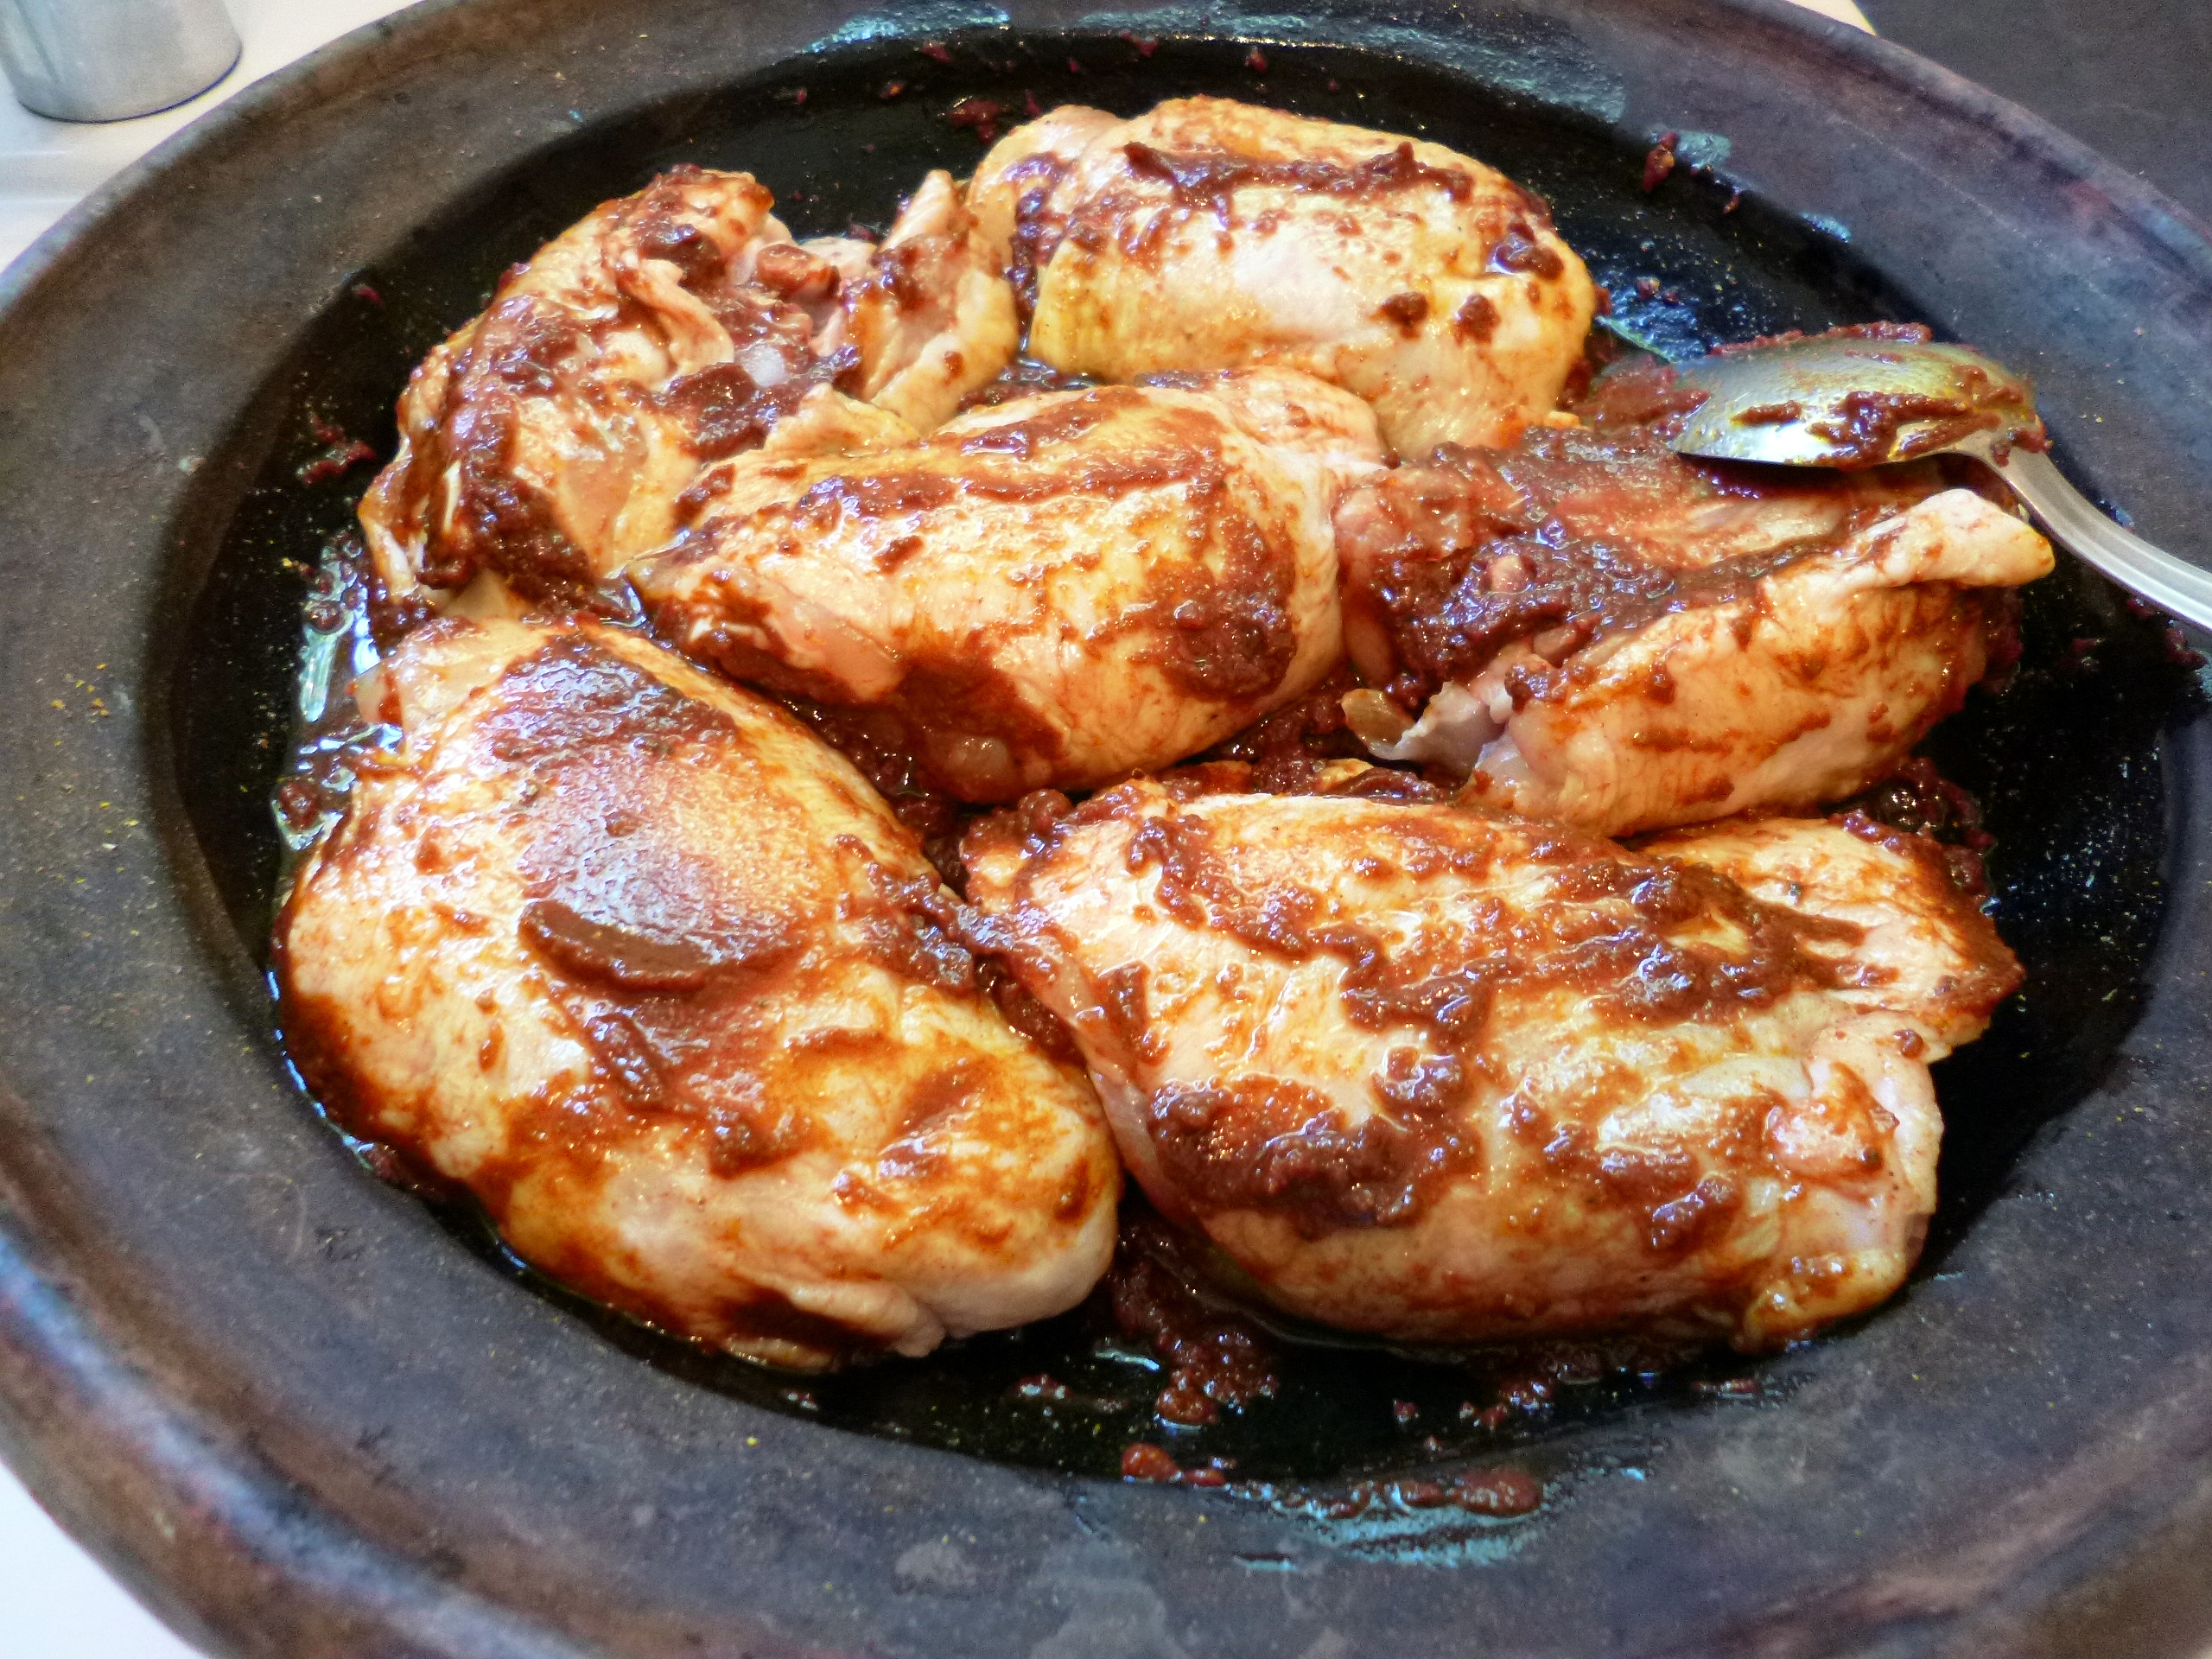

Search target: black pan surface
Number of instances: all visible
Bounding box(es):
[4,2,2212,1654]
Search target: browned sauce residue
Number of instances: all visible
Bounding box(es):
[518,898,722,992]
[1343,422,1860,703]
[976,784,1863,1237]
[1121,139,1480,225]
[1109,1216,1280,1424]
[1808,387,1998,467]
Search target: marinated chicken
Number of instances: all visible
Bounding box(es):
[359,165,1016,608]
[632,370,1383,801]
[964,774,2019,1350]
[842,168,1021,432]
[298,99,2056,1381]
[1337,416,2053,837]
[968,97,1599,454]
[276,615,1118,1369]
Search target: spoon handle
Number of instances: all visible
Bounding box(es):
[1994,448,2212,634]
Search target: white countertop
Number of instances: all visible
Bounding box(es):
[0,0,1866,1653]
[0,0,421,276]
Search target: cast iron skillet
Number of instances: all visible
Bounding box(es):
[4,1,2212,1653]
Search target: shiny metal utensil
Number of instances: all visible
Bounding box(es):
[0,0,238,123]
[1668,332,2212,632]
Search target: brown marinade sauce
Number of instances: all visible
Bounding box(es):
[518,898,724,993]
[396,165,866,601]
[1452,293,1500,344]
[774,696,973,877]
[1375,291,1431,335]
[1108,1215,1280,1425]
[1131,485,1300,701]
[1809,387,1998,467]
[289,634,1064,1222]
[1001,150,1077,321]
[1344,416,1907,703]
[1147,1074,1477,1233]
[976,786,1860,1241]
[1119,139,1478,224]
[1193,666,1445,797]
[1021,138,1559,289]
[738,386,1227,513]
[1488,221,1565,280]
[658,387,1303,744]
[406,295,594,595]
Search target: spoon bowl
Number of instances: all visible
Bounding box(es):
[1668,334,2212,632]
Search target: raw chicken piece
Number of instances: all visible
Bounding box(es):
[632,371,1384,801]
[277,615,1118,1370]
[359,166,855,606]
[965,104,1122,315]
[1338,420,2052,837]
[1641,813,2018,1036]
[968,97,1598,454]
[843,169,1021,431]
[359,166,1016,607]
[964,775,2019,1351]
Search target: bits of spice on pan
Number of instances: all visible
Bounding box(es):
[1311,1468,1541,1518]
[1121,1442,1231,1486]
[296,412,377,486]
[947,96,1008,143]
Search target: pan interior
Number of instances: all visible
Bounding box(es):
[165,29,2195,1485]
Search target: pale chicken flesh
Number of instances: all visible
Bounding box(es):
[359,165,1017,607]
[842,168,1022,432]
[969,96,1599,455]
[632,371,1383,801]
[964,774,2020,1350]
[277,615,1118,1370]
[1337,410,2054,838]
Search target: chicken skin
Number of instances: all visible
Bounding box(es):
[359,165,1016,608]
[968,97,1599,454]
[964,774,2018,1351]
[632,371,1383,801]
[276,615,1117,1370]
[842,168,1021,432]
[1338,416,2054,838]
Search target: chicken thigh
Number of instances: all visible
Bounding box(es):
[632,371,1383,801]
[968,97,1599,454]
[1338,415,2053,837]
[277,615,1117,1370]
[964,773,2018,1350]
[359,165,1016,608]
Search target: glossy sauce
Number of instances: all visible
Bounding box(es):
[970,776,1871,1243]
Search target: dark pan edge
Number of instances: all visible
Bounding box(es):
[1713,0,2212,262]
[0,1081,623,1659]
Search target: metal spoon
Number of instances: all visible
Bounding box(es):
[1665,333,2212,632]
